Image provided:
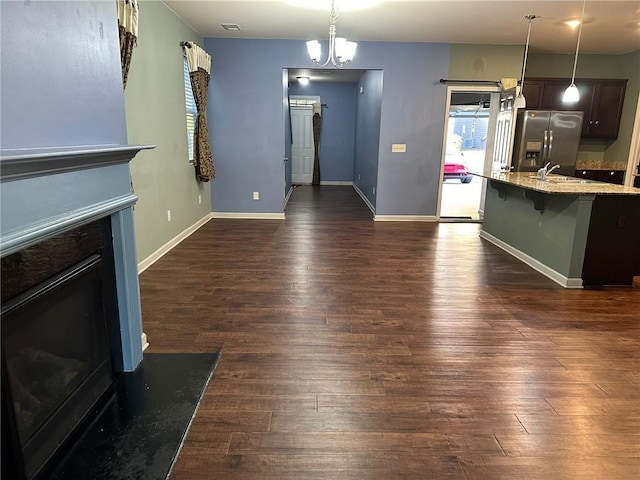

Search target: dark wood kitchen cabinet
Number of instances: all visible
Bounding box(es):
[574,169,625,185]
[522,78,627,139]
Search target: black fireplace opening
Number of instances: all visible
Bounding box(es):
[1,218,121,480]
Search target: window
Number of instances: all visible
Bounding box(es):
[183,57,197,164]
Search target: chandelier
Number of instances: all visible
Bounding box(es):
[306,0,357,68]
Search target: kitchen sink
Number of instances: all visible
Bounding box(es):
[527,174,593,184]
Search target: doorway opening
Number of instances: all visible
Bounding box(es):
[290,95,321,185]
[438,88,500,222]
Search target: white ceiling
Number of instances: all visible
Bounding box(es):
[164,0,640,55]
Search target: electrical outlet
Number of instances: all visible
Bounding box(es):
[358,174,361,180]
[391,143,406,153]
[167,210,171,222]
[373,187,376,194]
[253,191,259,200]
[198,194,202,205]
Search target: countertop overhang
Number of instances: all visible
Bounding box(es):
[475,172,640,195]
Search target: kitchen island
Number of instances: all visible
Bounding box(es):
[477,172,640,288]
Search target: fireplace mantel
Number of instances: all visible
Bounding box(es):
[1,143,154,372]
[0,144,155,182]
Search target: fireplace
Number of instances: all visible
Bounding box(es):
[1,219,120,480]
[1,143,151,479]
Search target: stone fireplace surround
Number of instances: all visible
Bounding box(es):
[1,144,152,477]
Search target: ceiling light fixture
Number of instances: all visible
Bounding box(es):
[306,0,357,68]
[297,76,310,85]
[563,0,586,103]
[514,14,537,109]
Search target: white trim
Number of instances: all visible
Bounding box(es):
[284,186,294,207]
[210,212,286,220]
[137,213,212,274]
[374,215,437,222]
[1,194,138,258]
[479,230,583,289]
[624,91,640,188]
[352,183,375,215]
[320,181,353,186]
[141,332,149,351]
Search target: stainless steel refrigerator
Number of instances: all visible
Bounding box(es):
[512,110,583,176]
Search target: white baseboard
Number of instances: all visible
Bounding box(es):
[352,184,375,216]
[320,181,354,186]
[479,230,583,289]
[211,212,286,220]
[375,215,437,222]
[141,332,149,351]
[138,213,213,274]
[284,186,294,207]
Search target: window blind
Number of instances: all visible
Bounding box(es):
[183,58,197,164]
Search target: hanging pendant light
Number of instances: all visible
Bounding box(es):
[563,0,587,103]
[514,14,537,109]
[306,0,357,68]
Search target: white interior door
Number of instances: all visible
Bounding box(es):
[291,106,314,184]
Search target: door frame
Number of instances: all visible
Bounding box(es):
[436,85,501,221]
[625,91,640,187]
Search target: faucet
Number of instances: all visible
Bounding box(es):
[536,162,561,180]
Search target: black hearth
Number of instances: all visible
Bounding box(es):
[1,219,120,480]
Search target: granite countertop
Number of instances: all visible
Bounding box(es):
[476,172,640,195]
[575,160,628,171]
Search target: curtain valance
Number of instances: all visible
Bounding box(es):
[185,42,211,75]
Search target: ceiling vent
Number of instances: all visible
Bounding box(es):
[221,23,241,31]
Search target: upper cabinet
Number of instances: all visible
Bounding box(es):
[522,78,627,139]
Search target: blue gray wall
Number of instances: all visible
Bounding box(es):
[289,81,359,183]
[204,38,450,216]
[0,0,143,370]
[354,71,383,207]
[0,1,126,150]
[123,0,211,263]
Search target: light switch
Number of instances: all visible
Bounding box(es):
[392,144,406,153]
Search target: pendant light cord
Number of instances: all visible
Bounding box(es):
[519,15,536,92]
[569,0,587,84]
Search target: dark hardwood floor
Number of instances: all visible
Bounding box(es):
[140,185,640,479]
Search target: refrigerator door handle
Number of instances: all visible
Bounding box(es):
[548,129,554,164]
[542,130,549,165]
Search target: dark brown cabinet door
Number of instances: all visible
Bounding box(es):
[521,80,543,109]
[586,82,627,139]
[527,77,627,139]
[539,81,569,111]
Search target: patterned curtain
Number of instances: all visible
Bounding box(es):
[184,42,215,182]
[312,103,322,185]
[117,0,139,89]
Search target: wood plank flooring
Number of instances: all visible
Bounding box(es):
[140,185,640,479]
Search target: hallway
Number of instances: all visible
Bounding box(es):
[140,185,640,479]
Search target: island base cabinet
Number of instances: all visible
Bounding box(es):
[582,196,640,287]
